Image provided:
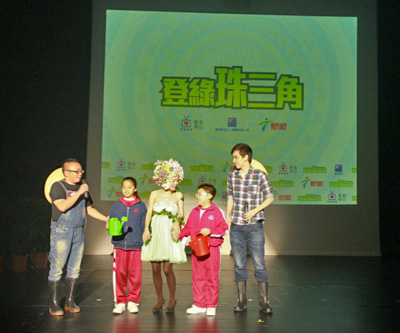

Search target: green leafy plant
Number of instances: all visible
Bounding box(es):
[151,209,185,226]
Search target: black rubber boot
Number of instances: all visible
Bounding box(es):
[233,281,247,312]
[65,277,80,313]
[49,280,64,316]
[258,281,272,314]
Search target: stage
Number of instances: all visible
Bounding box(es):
[1,254,399,332]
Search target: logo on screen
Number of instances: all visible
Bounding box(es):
[228,117,237,127]
[271,122,287,130]
[116,158,127,171]
[106,187,116,199]
[179,178,193,186]
[301,177,310,188]
[289,165,298,174]
[335,164,343,175]
[278,162,288,175]
[127,162,136,171]
[117,159,125,168]
[139,174,149,185]
[220,162,230,173]
[161,66,304,110]
[198,175,206,184]
[181,116,191,127]
[327,191,337,203]
[259,118,271,132]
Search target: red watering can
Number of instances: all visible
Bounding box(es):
[189,232,210,257]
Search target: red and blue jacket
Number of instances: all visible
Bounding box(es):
[110,198,147,250]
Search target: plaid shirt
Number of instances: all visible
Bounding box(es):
[227,166,274,225]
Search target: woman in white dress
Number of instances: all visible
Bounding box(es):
[142,159,186,313]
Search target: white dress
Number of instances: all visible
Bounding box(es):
[141,202,187,264]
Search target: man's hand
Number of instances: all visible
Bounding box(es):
[243,209,257,222]
[77,183,89,197]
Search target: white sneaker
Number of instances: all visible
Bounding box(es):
[127,302,139,313]
[206,308,216,316]
[112,303,126,314]
[186,305,206,314]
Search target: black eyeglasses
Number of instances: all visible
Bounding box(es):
[66,169,85,175]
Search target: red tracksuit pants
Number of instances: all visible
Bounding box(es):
[113,248,142,304]
[192,246,221,308]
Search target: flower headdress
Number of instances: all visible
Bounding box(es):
[153,158,184,190]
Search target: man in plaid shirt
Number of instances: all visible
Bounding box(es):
[226,143,274,314]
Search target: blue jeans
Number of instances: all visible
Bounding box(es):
[230,222,268,283]
[48,200,86,281]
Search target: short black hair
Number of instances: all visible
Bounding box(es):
[198,183,216,201]
[231,143,252,163]
[62,158,80,172]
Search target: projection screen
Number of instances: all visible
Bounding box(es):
[86,0,379,256]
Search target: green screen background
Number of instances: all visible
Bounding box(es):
[101,10,357,205]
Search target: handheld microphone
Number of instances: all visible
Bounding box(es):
[81,179,90,199]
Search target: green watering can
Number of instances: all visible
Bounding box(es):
[109,216,128,236]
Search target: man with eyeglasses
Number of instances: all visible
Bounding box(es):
[48,158,109,316]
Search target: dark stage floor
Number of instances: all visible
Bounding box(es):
[1,255,399,332]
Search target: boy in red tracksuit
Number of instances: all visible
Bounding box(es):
[180,184,229,316]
